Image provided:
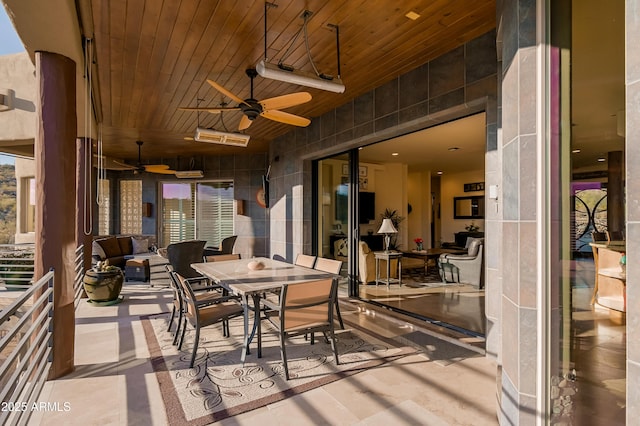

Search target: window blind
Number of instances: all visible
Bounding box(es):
[160,181,233,247]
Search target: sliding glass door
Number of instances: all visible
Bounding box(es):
[160,181,234,247]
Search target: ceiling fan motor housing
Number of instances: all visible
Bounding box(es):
[241,99,262,120]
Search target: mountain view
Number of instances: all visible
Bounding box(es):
[0,165,16,244]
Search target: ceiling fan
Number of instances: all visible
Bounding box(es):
[115,141,176,175]
[179,68,312,131]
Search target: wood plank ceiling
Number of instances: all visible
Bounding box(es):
[90,0,496,163]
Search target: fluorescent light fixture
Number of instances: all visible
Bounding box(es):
[175,170,204,179]
[256,60,345,93]
[194,127,250,147]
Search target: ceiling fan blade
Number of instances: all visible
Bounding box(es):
[143,164,171,171]
[207,79,250,107]
[238,115,253,131]
[261,110,311,127]
[144,168,176,175]
[260,92,312,111]
[112,159,139,170]
[178,106,241,113]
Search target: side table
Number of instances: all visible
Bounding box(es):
[374,251,402,287]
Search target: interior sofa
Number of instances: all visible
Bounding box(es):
[92,235,156,268]
[358,241,398,283]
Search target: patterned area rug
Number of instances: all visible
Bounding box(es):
[142,312,415,425]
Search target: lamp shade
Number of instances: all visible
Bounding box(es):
[377,218,398,234]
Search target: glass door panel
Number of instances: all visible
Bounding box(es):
[317,154,349,262]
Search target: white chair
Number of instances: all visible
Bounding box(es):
[438,238,484,287]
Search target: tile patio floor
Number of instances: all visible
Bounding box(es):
[31,280,498,425]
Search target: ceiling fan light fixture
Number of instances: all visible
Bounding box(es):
[194,127,250,147]
[256,60,345,93]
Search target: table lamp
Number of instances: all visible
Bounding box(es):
[377,218,398,252]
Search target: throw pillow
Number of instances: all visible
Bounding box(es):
[117,236,133,256]
[98,237,121,258]
[92,240,107,260]
[467,239,482,256]
[336,238,348,256]
[132,238,149,254]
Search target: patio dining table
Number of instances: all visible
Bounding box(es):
[191,257,335,363]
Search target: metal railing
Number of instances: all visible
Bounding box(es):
[0,269,54,426]
[73,244,85,309]
[0,245,35,289]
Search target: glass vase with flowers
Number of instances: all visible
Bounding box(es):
[414,238,424,251]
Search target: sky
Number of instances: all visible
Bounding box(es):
[0,5,25,165]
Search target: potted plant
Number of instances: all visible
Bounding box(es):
[414,238,424,251]
[465,221,480,233]
[82,260,124,304]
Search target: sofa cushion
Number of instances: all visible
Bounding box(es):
[132,237,149,254]
[117,236,133,256]
[97,237,122,258]
[467,238,483,256]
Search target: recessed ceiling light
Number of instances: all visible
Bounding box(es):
[572,149,581,153]
[448,147,460,151]
[392,152,399,156]
[405,11,420,20]
[437,171,443,175]
[597,157,606,162]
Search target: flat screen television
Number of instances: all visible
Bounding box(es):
[334,190,376,224]
[359,192,375,224]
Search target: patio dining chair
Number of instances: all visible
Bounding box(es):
[258,277,340,380]
[165,264,234,345]
[171,269,244,368]
[294,254,317,268]
[167,240,208,280]
[203,253,241,262]
[313,258,344,330]
[203,236,238,256]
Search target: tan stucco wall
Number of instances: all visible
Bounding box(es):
[0,52,35,156]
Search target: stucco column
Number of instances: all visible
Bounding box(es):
[77,137,94,272]
[34,51,77,379]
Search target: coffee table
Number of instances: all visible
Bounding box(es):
[403,248,467,276]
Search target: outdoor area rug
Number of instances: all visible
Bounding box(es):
[142,312,416,425]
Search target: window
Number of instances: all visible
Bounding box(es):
[98,178,111,235]
[22,177,35,233]
[160,181,234,247]
[120,180,142,234]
